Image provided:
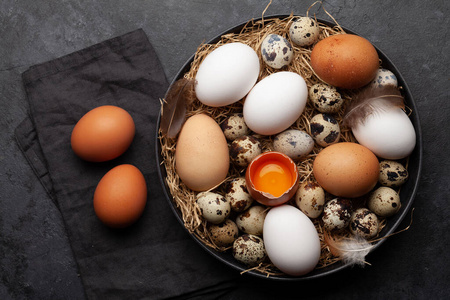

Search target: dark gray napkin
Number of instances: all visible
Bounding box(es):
[14,29,237,300]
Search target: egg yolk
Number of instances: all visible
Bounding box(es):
[252,160,292,197]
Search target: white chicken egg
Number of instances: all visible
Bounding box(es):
[243,72,308,135]
[195,42,260,107]
[352,107,416,159]
[263,205,321,276]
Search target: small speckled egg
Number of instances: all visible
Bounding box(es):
[295,181,325,218]
[310,114,340,147]
[232,234,266,266]
[289,16,320,47]
[308,83,344,113]
[379,160,409,188]
[371,68,398,88]
[230,135,262,167]
[349,208,379,239]
[221,113,250,141]
[209,219,239,247]
[261,34,293,69]
[196,192,231,224]
[368,187,401,217]
[273,129,314,161]
[322,198,353,231]
[236,206,267,236]
[225,177,254,212]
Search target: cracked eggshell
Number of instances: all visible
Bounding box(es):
[349,208,379,239]
[379,160,409,188]
[232,234,266,266]
[310,113,340,147]
[209,219,239,247]
[308,83,344,114]
[295,181,325,219]
[273,129,314,161]
[289,16,320,47]
[322,198,353,231]
[229,135,262,167]
[236,205,267,236]
[220,113,249,141]
[196,192,231,224]
[368,187,401,217]
[225,177,254,212]
[371,68,398,88]
[261,34,293,69]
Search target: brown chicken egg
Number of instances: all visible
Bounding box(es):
[313,142,379,198]
[94,164,147,228]
[175,114,229,191]
[310,34,379,89]
[71,105,135,162]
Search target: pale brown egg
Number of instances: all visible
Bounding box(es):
[313,142,379,198]
[71,105,135,162]
[175,114,229,191]
[310,34,379,89]
[94,164,147,228]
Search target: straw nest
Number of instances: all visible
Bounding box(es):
[158,13,392,276]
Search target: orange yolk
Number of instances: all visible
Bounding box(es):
[252,160,293,197]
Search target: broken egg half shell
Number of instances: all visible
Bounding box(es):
[245,151,300,207]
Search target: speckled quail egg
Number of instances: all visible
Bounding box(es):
[310,113,340,147]
[368,187,401,217]
[308,83,344,113]
[295,181,325,218]
[232,234,266,266]
[236,205,268,236]
[225,177,254,212]
[230,135,262,167]
[209,219,239,247]
[289,16,320,47]
[379,160,409,188]
[261,34,293,69]
[322,198,353,231]
[196,192,231,224]
[221,113,250,141]
[371,68,398,88]
[273,129,314,161]
[349,208,379,239]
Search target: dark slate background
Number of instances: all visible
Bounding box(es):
[1,1,448,299]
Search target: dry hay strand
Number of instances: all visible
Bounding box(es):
[158,12,406,277]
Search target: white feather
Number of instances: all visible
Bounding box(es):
[339,236,373,267]
[325,233,374,267]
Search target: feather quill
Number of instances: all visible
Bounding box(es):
[160,78,196,138]
[324,232,374,267]
[342,84,405,129]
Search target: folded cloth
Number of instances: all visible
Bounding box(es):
[15,29,238,300]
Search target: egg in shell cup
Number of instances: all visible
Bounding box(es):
[157,10,418,279]
[245,151,300,207]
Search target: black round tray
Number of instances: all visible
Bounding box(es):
[155,15,423,281]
